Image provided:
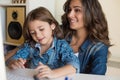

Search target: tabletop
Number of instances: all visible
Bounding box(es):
[6,67,120,80]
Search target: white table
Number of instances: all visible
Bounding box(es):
[6,67,120,80]
[54,74,120,80]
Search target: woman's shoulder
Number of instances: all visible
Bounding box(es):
[89,41,108,56]
[92,42,108,49]
[84,39,108,49]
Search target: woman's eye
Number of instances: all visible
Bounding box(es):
[75,9,81,13]
[68,8,71,13]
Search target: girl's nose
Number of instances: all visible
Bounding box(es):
[36,32,42,38]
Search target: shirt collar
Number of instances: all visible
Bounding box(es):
[66,36,93,52]
[80,39,93,52]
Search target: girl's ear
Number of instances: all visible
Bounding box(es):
[51,23,56,30]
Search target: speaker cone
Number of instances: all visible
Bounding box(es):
[8,21,22,40]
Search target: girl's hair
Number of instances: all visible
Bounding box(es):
[23,7,64,45]
[61,0,111,47]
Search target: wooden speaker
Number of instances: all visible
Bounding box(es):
[6,6,25,45]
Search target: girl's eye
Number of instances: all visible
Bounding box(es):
[39,28,44,31]
[30,31,35,35]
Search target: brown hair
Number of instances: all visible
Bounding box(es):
[61,0,111,47]
[23,7,64,45]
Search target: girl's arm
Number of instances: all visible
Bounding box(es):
[8,58,26,69]
[35,62,76,79]
[6,43,30,69]
[50,64,76,78]
[5,47,19,62]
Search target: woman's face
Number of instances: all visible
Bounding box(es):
[67,0,84,30]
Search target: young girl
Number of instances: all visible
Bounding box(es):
[7,7,79,79]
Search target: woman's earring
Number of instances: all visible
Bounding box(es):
[52,27,55,30]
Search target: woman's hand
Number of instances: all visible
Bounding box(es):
[8,58,26,69]
[35,62,55,79]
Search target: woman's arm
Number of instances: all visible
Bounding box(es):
[90,45,108,75]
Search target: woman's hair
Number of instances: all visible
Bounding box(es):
[61,0,111,47]
[23,7,64,45]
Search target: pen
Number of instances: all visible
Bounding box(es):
[65,76,73,80]
[33,75,39,80]
[65,76,68,80]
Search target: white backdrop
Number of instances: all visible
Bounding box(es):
[99,0,120,61]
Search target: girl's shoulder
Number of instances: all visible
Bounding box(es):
[53,38,73,51]
[18,42,32,49]
[55,38,69,46]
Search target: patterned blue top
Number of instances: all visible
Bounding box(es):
[11,38,80,73]
[66,36,108,75]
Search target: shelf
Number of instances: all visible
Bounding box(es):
[0,3,26,7]
[4,41,21,46]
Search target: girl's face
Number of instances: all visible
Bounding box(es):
[67,0,84,30]
[28,20,55,46]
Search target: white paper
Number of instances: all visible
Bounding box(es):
[6,67,38,80]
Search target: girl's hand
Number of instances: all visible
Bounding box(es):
[35,62,54,79]
[9,58,26,69]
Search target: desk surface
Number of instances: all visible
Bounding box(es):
[55,74,120,80]
[6,67,120,80]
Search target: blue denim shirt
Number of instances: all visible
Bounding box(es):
[66,37,108,75]
[11,38,80,73]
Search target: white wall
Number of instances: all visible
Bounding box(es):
[54,0,66,24]
[26,0,55,16]
[0,0,11,4]
[0,7,6,41]
[99,0,120,60]
[0,10,7,80]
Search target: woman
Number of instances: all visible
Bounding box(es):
[61,0,111,75]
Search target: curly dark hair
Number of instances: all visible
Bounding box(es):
[61,0,111,47]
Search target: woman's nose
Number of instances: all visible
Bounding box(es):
[68,10,75,18]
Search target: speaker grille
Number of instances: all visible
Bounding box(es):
[8,22,22,40]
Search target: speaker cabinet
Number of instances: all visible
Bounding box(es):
[6,6,25,45]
